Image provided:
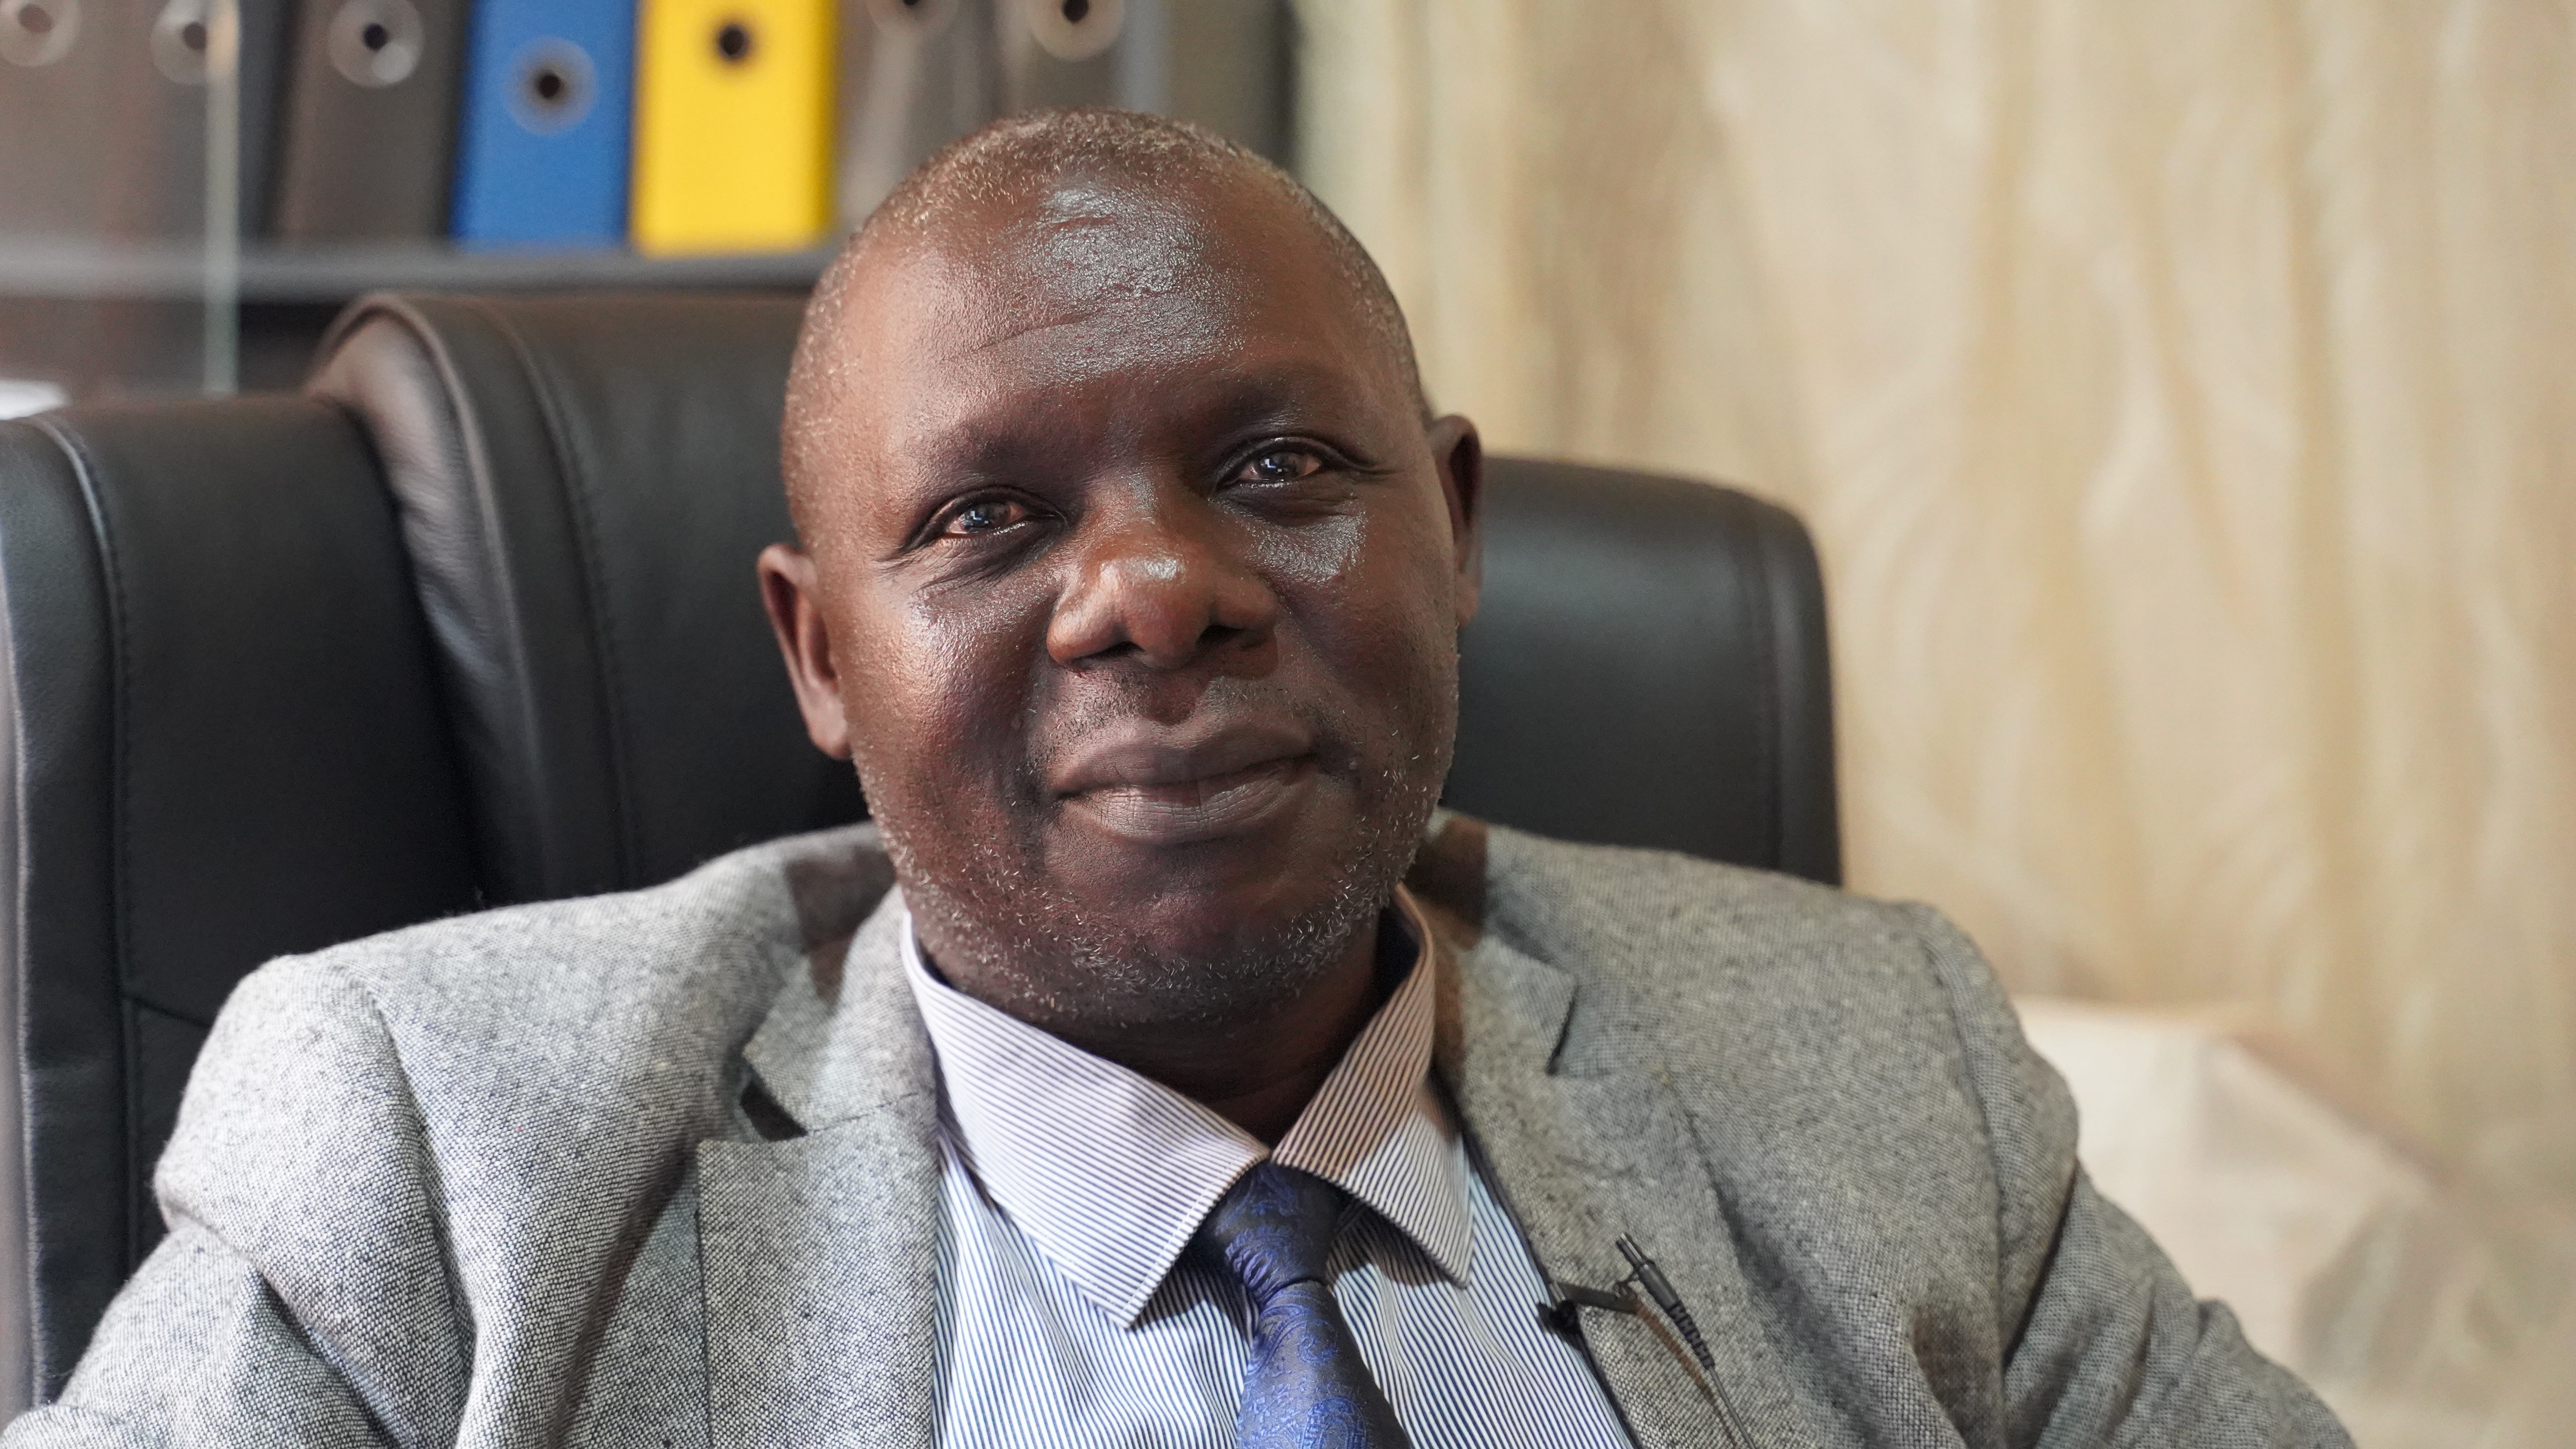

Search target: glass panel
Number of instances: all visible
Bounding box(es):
[0,0,239,404]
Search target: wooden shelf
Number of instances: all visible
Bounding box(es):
[0,240,834,302]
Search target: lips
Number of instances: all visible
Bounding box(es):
[1050,720,1316,846]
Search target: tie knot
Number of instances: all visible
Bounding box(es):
[1199,1161,1349,1303]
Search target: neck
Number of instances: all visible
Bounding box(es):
[1122,918,1386,1144]
[929,914,1389,1146]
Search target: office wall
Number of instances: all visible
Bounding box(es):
[1299,0,2576,1198]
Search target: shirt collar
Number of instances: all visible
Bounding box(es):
[899,888,1471,1327]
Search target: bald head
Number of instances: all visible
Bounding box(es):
[781,108,1426,538]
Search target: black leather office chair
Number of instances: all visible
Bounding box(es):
[0,292,1837,1407]
[0,395,486,1409]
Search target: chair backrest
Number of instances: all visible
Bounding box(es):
[0,398,483,1406]
[0,290,1838,1407]
[305,294,863,905]
[1458,456,1839,883]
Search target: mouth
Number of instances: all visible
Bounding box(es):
[1050,720,1318,847]
[1061,756,1316,845]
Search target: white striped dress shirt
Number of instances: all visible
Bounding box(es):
[900,892,1638,1448]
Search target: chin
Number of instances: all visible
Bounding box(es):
[1048,791,1425,1002]
[883,749,1440,1029]
[1092,860,1360,963]
[1057,869,1389,1030]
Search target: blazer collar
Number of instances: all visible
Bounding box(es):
[700,888,944,1449]
[740,887,935,1129]
[1415,817,1803,1449]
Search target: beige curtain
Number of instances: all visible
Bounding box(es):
[1298,0,2576,1200]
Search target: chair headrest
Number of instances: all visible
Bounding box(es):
[307,292,865,904]
[1455,457,1839,884]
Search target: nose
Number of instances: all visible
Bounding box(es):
[1046,493,1278,671]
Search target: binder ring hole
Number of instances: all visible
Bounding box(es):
[868,0,953,34]
[507,37,596,133]
[715,20,753,63]
[326,0,422,87]
[151,1,216,84]
[2,0,79,67]
[1025,0,1118,60]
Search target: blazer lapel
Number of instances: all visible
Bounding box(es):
[699,894,944,1449]
[1432,917,1804,1449]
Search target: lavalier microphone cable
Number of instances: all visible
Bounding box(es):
[1616,1235,1716,1373]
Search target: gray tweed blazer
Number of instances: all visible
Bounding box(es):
[5,817,2348,1449]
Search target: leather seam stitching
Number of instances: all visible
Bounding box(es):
[1773,513,1835,884]
[474,302,639,885]
[123,995,213,1032]
[1728,499,1788,874]
[0,448,35,1394]
[1783,517,1838,885]
[359,298,560,896]
[30,415,138,1286]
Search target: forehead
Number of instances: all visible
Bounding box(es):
[814,172,1394,470]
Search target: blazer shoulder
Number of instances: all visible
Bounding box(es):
[1455,818,2033,1156]
[146,823,901,1431]
[251,821,895,1042]
[1458,820,2080,1314]
[166,823,897,1248]
[1458,817,1934,978]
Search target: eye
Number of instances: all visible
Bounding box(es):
[939,495,1036,538]
[1233,446,1324,486]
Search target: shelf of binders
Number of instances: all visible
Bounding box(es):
[0,0,1287,392]
[0,239,835,304]
[1,0,1287,273]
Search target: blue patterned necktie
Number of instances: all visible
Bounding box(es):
[1199,1161,1412,1449]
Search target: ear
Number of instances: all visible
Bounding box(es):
[1426,415,1484,628]
[758,543,854,759]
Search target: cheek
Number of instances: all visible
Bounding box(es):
[833,580,1050,810]
[1263,500,1462,735]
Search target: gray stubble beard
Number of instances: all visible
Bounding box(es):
[879,749,1443,1041]
[867,645,1453,1041]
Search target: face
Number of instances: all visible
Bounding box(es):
[764,169,1481,1033]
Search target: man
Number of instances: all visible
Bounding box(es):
[7,112,2348,1448]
